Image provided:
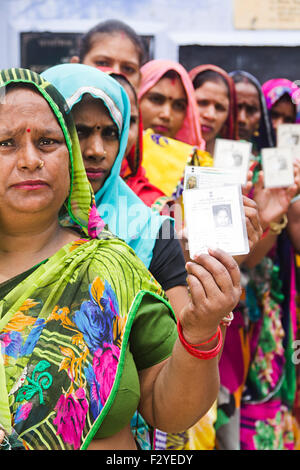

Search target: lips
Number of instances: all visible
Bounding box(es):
[201,125,213,134]
[11,180,49,190]
[85,168,106,180]
[153,125,170,135]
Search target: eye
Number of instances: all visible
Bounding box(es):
[197,99,209,107]
[39,138,56,145]
[121,65,137,75]
[130,116,138,127]
[172,100,187,112]
[95,60,110,67]
[75,126,90,139]
[148,94,164,105]
[215,104,226,112]
[102,126,119,140]
[0,139,13,147]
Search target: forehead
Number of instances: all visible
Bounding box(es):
[88,32,140,65]
[0,87,59,123]
[72,95,115,123]
[148,76,187,99]
[195,80,229,101]
[235,81,260,104]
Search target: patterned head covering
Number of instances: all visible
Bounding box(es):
[189,64,238,141]
[139,59,205,149]
[0,67,103,239]
[262,78,300,123]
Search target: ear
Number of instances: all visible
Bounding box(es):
[70,56,80,64]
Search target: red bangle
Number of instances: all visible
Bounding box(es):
[177,321,222,360]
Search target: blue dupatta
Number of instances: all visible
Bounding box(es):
[42,63,167,269]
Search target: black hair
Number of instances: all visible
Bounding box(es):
[192,70,229,97]
[79,19,147,66]
[162,69,182,81]
[110,72,138,107]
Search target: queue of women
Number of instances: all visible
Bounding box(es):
[0,18,300,451]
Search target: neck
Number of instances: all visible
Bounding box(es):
[0,216,63,256]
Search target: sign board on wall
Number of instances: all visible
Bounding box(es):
[234,0,300,29]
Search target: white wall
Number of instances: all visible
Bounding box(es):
[2,0,300,69]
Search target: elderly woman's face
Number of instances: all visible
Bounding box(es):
[0,87,70,217]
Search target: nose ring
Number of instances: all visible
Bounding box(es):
[38,160,44,169]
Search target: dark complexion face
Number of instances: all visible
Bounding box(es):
[235,81,261,141]
[72,95,120,194]
[270,95,296,130]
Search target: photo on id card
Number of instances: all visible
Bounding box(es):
[213,138,252,186]
[183,166,242,191]
[183,184,249,260]
[261,147,294,188]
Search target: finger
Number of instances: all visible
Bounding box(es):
[186,270,208,302]
[242,194,257,208]
[207,248,241,289]
[187,261,228,298]
[244,205,262,234]
[255,171,264,190]
[188,252,237,295]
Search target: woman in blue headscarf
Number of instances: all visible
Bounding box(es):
[42,64,189,306]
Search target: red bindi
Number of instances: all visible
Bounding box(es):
[27,128,31,132]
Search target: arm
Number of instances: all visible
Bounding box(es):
[244,169,298,267]
[138,248,241,433]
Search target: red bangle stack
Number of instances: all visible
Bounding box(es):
[177,321,223,360]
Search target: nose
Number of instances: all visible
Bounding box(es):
[159,101,172,121]
[203,104,216,121]
[272,116,284,130]
[112,63,122,75]
[16,138,42,171]
[83,133,106,161]
[238,107,247,125]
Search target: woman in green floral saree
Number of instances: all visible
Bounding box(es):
[0,68,242,451]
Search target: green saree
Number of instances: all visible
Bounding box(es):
[0,69,177,450]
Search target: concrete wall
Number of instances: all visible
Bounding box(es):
[1,0,300,69]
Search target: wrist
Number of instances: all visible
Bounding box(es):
[261,214,288,238]
[177,321,222,360]
[269,214,288,235]
[178,323,219,347]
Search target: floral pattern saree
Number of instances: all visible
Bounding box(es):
[0,68,176,450]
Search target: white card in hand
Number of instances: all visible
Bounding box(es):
[277,124,300,148]
[183,185,249,259]
[213,138,252,186]
[261,147,294,188]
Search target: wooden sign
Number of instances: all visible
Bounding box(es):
[234,0,300,29]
